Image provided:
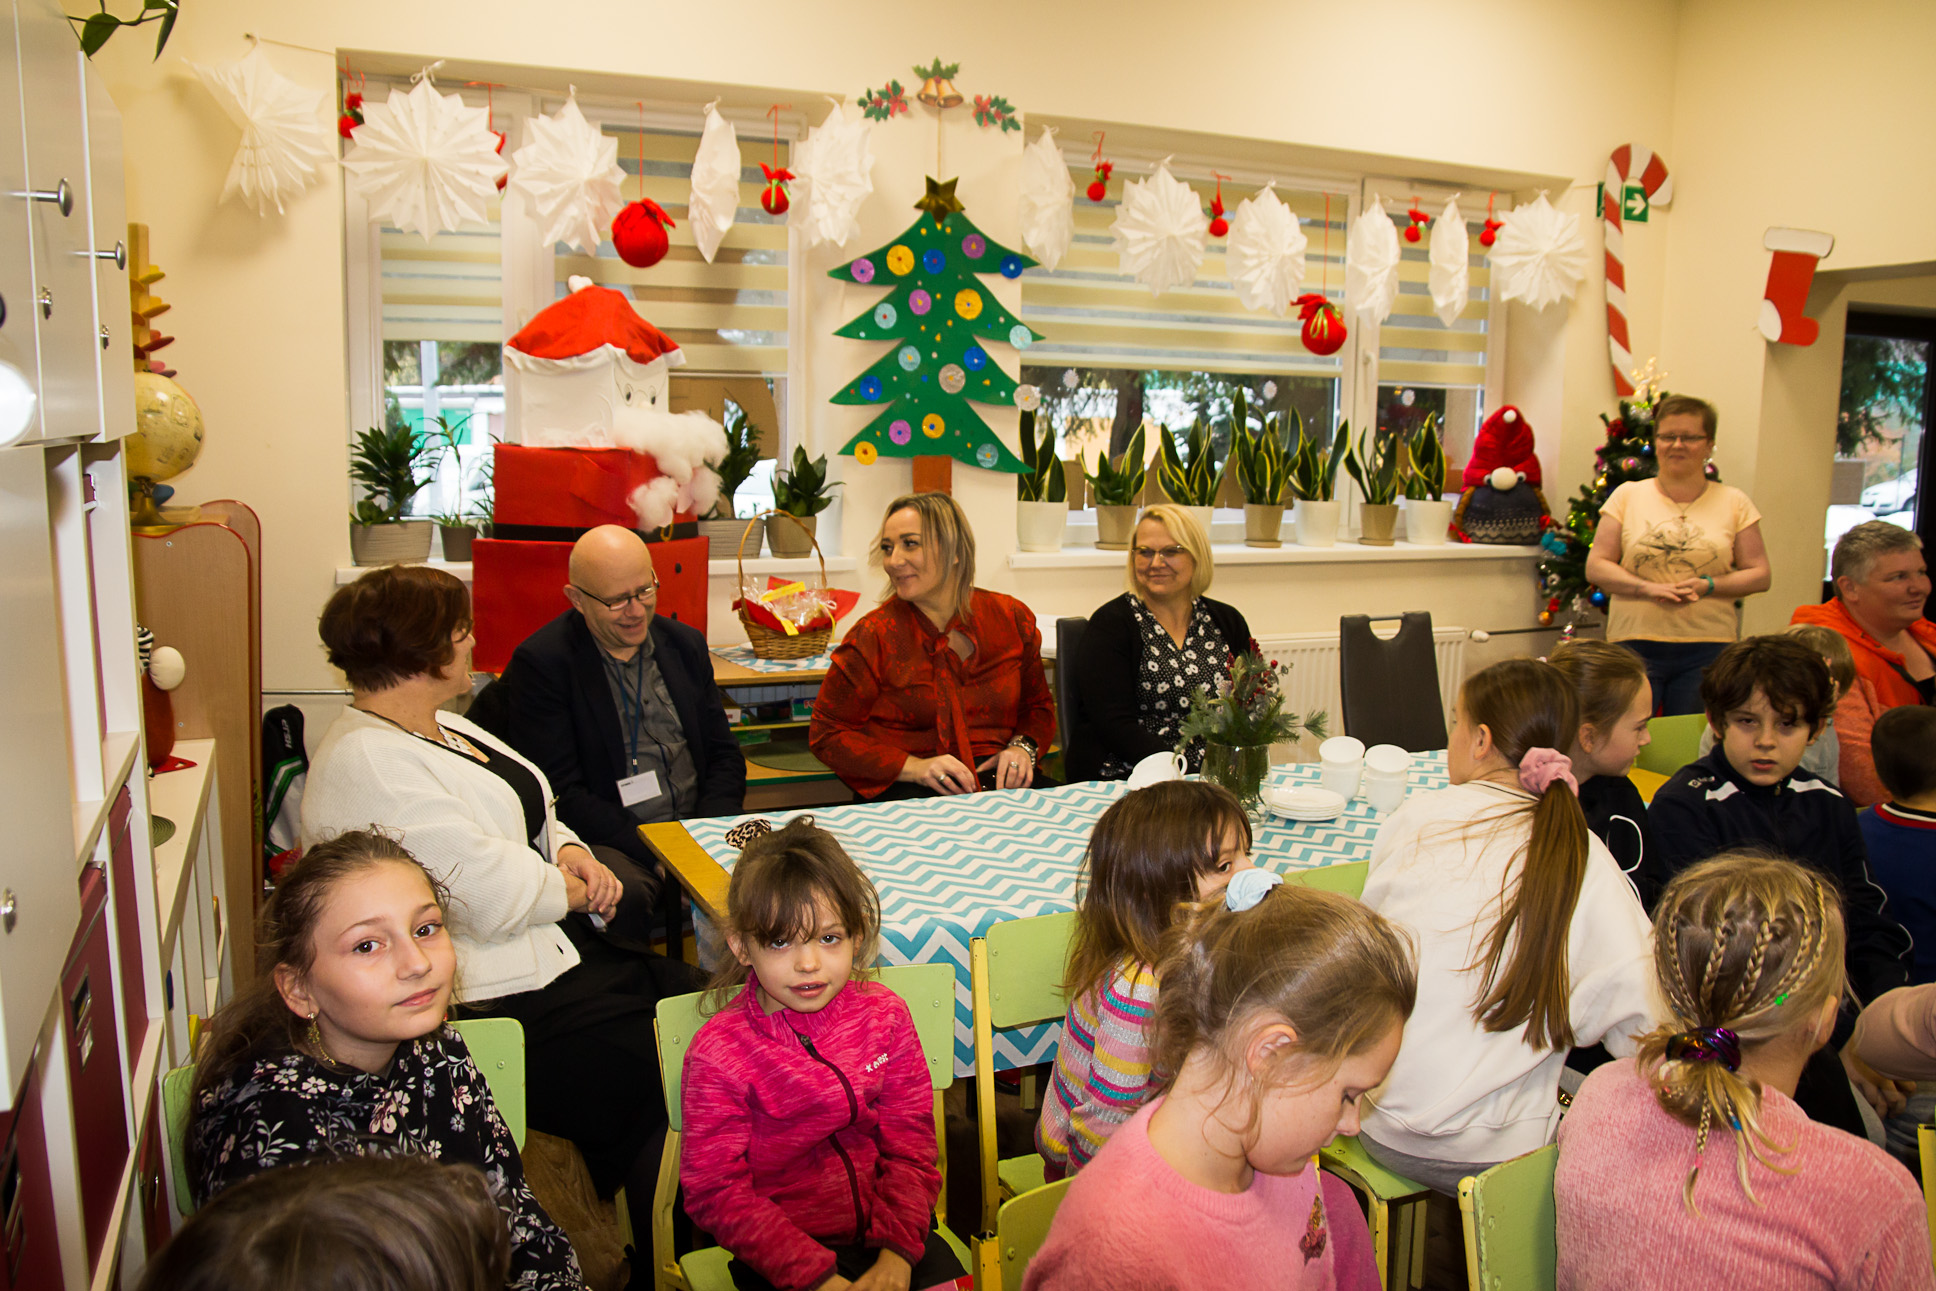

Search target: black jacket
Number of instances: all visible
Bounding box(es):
[1064,593,1253,782]
[1647,746,1911,1010]
[503,610,746,865]
[1578,773,1658,907]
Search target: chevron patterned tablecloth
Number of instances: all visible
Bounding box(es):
[686,751,1451,1074]
[710,644,837,674]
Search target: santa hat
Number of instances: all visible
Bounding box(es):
[504,276,686,373]
[1461,405,1543,489]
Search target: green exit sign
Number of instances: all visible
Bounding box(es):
[1597,183,1652,223]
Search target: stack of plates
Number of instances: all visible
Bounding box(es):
[1261,785,1347,822]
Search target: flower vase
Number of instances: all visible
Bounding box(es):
[1201,741,1273,821]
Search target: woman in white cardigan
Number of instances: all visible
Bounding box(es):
[301,565,699,1242]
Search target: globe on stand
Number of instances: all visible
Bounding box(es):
[127,371,204,530]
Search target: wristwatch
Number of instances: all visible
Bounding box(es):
[1006,734,1038,764]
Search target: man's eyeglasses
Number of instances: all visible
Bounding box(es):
[1133,545,1191,564]
[573,580,659,611]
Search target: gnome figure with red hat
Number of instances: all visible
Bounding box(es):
[1452,405,1552,544]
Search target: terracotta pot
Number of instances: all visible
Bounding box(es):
[1359,503,1399,546]
[1243,503,1285,548]
[700,515,763,559]
[1094,504,1138,551]
[1016,500,1069,553]
[1403,498,1454,546]
[438,524,476,563]
[766,512,818,558]
[1292,499,1339,548]
[350,519,433,566]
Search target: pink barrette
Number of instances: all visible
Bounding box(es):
[1518,747,1578,796]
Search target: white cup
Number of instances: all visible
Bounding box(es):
[1320,762,1363,801]
[1319,735,1366,766]
[1365,744,1411,776]
[1127,750,1188,789]
[1366,775,1408,815]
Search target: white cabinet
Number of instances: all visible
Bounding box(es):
[0,5,36,448]
[79,60,128,443]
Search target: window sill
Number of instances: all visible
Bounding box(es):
[336,556,860,586]
[1005,542,1543,570]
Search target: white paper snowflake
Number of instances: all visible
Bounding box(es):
[1225,183,1307,317]
[190,44,332,216]
[1018,126,1075,271]
[1110,160,1208,296]
[791,100,874,249]
[688,103,741,264]
[509,92,627,254]
[343,74,506,241]
[1428,197,1470,328]
[1490,193,1589,311]
[1345,196,1401,324]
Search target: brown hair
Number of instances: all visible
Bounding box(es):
[1653,394,1717,440]
[873,491,976,618]
[706,817,882,1012]
[1700,635,1834,737]
[1125,504,1214,598]
[1782,623,1856,699]
[1547,638,1649,737]
[137,1156,510,1291]
[1639,852,1845,1211]
[1064,782,1251,1004]
[1831,519,1922,588]
[1150,884,1415,1131]
[320,565,472,692]
[1461,659,1592,1050]
[1873,706,1936,801]
[187,832,449,1182]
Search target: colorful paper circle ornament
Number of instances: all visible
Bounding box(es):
[611,199,675,269]
[889,419,913,444]
[976,443,1000,468]
[342,73,506,241]
[1014,384,1041,411]
[854,441,878,464]
[897,345,921,371]
[189,43,333,217]
[874,302,898,329]
[922,248,947,274]
[1008,324,1033,350]
[887,245,914,275]
[510,91,628,254]
[939,364,967,393]
[963,346,987,371]
[852,257,876,283]
[859,376,883,401]
[922,413,946,438]
[955,289,983,319]
[909,289,932,315]
[962,233,986,259]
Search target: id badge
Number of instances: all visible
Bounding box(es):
[617,770,664,807]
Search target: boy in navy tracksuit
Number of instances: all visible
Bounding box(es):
[1860,706,1936,986]
[1648,635,1913,1138]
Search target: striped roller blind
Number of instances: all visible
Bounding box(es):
[379,196,504,343]
[553,122,789,375]
[1019,166,1350,377]
[1375,206,1493,389]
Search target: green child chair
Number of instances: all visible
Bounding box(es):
[1457,1144,1559,1291]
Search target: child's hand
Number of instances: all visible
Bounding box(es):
[818,1279,854,1291]
[848,1250,912,1291]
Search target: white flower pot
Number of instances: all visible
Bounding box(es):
[1293,500,1340,548]
[1016,500,1069,553]
[1183,504,1216,539]
[1404,498,1454,546]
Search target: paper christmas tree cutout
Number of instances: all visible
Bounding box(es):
[828,187,1043,474]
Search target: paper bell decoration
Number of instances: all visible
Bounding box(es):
[508,92,627,254]
[190,44,333,216]
[342,75,507,241]
[1225,183,1307,317]
[688,104,741,264]
[1017,126,1075,271]
[1428,197,1470,327]
[612,199,675,268]
[790,100,875,249]
[1490,194,1589,311]
[1345,196,1401,324]
[1110,160,1208,296]
[1296,293,1347,356]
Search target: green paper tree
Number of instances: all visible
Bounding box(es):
[828,195,1044,474]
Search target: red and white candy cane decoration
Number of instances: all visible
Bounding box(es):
[1602,145,1673,396]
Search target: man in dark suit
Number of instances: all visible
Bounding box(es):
[503,525,746,931]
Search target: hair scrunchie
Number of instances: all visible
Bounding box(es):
[1665,1026,1742,1073]
[1225,868,1284,913]
[1518,747,1578,797]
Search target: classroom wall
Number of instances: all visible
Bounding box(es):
[89,0,1929,694]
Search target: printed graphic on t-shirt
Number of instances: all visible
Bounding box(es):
[1629,514,1724,581]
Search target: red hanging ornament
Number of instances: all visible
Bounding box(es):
[1207,172,1229,239]
[1086,132,1113,202]
[613,199,676,268]
[759,162,793,215]
[1479,192,1502,248]
[337,65,364,139]
[1296,293,1347,356]
[337,113,359,139]
[491,130,507,191]
[1404,200,1430,244]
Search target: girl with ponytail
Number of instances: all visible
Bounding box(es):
[1358,658,1661,1193]
[1555,852,1933,1288]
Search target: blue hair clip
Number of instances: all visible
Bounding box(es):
[1225,868,1284,913]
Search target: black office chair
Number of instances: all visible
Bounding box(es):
[1339,612,1448,753]
[1055,616,1087,768]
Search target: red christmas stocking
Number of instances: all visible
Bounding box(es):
[1757,228,1835,346]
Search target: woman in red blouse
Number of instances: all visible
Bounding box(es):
[809,492,1058,800]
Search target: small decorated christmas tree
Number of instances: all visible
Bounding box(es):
[827,180,1043,474]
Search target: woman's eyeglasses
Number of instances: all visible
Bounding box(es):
[573,580,660,610]
[1654,433,1710,447]
[1133,545,1190,564]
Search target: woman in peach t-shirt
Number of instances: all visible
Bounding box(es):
[1586,394,1771,715]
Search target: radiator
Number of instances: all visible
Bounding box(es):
[1256,627,1467,757]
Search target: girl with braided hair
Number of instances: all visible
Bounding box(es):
[1555,852,1933,1288]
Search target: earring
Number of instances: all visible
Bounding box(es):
[305,1011,339,1067]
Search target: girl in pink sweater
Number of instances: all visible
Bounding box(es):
[680,819,966,1291]
[1025,870,1414,1291]
[1556,851,1935,1289]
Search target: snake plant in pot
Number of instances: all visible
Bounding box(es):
[769,445,840,558]
[1345,424,1402,546]
[1015,410,1069,552]
[1157,417,1226,540]
[1401,413,1453,545]
[1084,425,1147,551]
[1288,417,1350,547]
[702,402,767,557]
[350,422,436,565]
[1233,390,1293,547]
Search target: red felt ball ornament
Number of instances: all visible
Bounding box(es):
[345,92,363,112]
[337,113,359,139]
[1404,203,1430,244]
[1086,159,1114,204]
[612,199,676,269]
[1085,179,1106,202]
[759,162,793,216]
[1207,180,1229,239]
[1479,217,1503,248]
[1295,293,1347,357]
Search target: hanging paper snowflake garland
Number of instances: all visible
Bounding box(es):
[1489,193,1589,311]
[509,92,626,254]
[190,44,333,216]
[1017,126,1074,271]
[1345,196,1401,324]
[1428,197,1470,327]
[790,100,875,249]
[687,104,740,264]
[342,75,506,241]
[1111,161,1208,297]
[1225,184,1307,317]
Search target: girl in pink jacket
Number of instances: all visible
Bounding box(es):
[681,818,966,1291]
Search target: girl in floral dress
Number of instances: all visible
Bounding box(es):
[186,831,582,1290]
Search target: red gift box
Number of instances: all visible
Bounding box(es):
[493,444,698,536]
[471,535,708,674]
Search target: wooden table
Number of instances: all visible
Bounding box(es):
[708,647,850,807]
[641,819,732,922]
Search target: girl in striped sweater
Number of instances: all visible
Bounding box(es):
[1037,782,1255,1176]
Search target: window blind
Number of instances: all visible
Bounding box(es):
[378,196,504,343]
[1374,207,1492,389]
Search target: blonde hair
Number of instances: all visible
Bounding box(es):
[1125,504,1214,599]
[873,492,976,618]
[1639,852,1846,1212]
[1151,883,1416,1137]
[1547,639,1649,738]
[1782,623,1856,700]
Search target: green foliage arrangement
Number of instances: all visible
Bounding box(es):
[1016,410,1067,503]
[1344,425,1401,506]
[1084,425,1147,507]
[1177,652,1329,750]
[350,422,434,526]
[712,401,763,518]
[1289,418,1350,504]
[1234,389,1294,506]
[1157,418,1227,507]
[1401,413,1448,501]
[772,445,840,517]
[70,0,178,59]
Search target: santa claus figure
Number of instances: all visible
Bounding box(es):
[1452,405,1550,544]
[1461,406,1543,490]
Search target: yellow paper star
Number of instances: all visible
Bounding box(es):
[914,176,963,225]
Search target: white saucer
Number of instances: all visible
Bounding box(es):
[1262,785,1347,820]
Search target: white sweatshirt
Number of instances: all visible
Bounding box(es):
[1360,780,1663,1167]
[300,706,581,1003]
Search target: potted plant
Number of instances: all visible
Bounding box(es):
[1015,409,1069,552]
[1083,425,1147,551]
[426,415,487,562]
[1288,418,1349,547]
[1233,390,1292,547]
[1401,413,1453,546]
[1178,651,1329,821]
[702,401,766,558]
[769,445,839,558]
[349,422,436,565]
[1156,417,1225,538]
[1345,424,1402,546]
